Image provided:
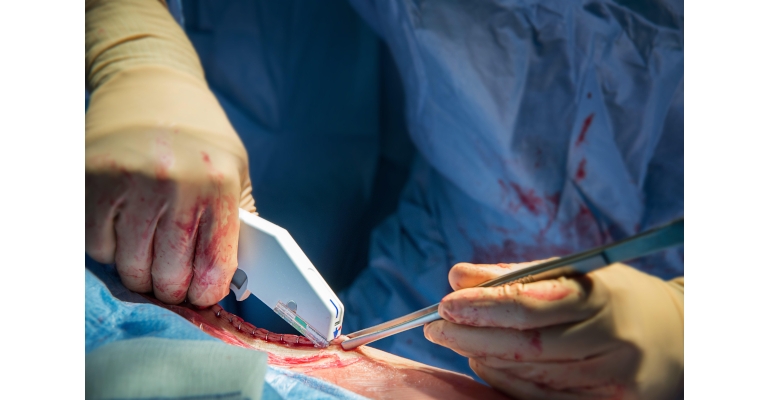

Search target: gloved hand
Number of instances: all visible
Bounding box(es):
[86,0,255,306]
[424,261,684,399]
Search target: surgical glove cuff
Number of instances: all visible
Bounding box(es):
[87,65,247,159]
[623,268,685,398]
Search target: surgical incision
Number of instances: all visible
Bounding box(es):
[146,297,508,399]
[208,304,317,347]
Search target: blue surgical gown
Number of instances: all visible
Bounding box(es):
[180,0,683,378]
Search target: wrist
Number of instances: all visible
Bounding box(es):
[86,65,247,161]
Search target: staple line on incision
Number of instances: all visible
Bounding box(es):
[209,303,315,347]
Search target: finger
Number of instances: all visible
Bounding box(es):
[424,317,619,362]
[470,359,617,400]
[85,173,126,263]
[113,182,168,293]
[472,344,639,391]
[188,190,240,306]
[438,276,601,330]
[425,321,546,361]
[448,258,558,290]
[150,193,201,304]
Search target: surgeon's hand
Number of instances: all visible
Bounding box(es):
[85,67,256,306]
[86,0,255,306]
[424,261,684,399]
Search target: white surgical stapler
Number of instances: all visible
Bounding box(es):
[229,209,344,348]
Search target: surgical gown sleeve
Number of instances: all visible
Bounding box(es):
[341,0,684,376]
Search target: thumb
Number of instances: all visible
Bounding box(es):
[448,258,558,291]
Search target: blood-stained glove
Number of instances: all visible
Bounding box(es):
[85,0,256,306]
[424,261,684,399]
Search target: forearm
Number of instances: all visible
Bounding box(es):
[85,0,204,91]
[85,0,244,155]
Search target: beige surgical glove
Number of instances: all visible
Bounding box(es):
[424,261,684,399]
[86,0,256,306]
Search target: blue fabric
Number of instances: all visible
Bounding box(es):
[264,369,367,400]
[339,0,684,377]
[86,260,367,400]
[176,0,684,378]
[86,264,216,354]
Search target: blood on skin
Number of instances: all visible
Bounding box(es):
[194,194,238,284]
[268,353,356,369]
[164,288,184,300]
[175,218,197,236]
[529,330,542,353]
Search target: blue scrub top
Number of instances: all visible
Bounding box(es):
[180,0,684,378]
